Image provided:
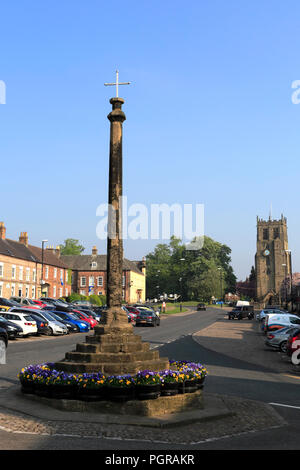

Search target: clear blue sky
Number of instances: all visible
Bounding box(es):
[1,0,300,280]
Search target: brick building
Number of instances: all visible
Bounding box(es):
[0,222,71,300]
[61,246,146,303]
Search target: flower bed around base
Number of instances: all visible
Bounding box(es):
[18,360,207,402]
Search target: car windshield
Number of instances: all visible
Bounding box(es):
[0,315,6,321]
[70,312,82,319]
[37,311,57,322]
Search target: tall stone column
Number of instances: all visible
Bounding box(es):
[104,97,131,330]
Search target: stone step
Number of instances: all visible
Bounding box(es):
[76,342,151,354]
[65,349,160,364]
[86,333,142,345]
[54,357,170,375]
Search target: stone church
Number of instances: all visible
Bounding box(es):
[255,215,292,307]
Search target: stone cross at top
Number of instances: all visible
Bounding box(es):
[104,70,131,98]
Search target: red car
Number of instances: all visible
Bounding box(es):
[286,329,300,359]
[32,300,48,308]
[70,309,97,329]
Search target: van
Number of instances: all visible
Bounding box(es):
[263,313,300,334]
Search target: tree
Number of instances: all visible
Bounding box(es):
[59,239,85,256]
[145,235,237,302]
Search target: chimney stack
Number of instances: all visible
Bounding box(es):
[0,222,6,240]
[92,246,98,256]
[19,232,28,247]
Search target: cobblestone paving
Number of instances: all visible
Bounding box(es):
[0,394,286,445]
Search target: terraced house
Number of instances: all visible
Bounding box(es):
[61,246,146,303]
[0,222,71,300]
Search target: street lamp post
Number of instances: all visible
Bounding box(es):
[218,267,223,308]
[41,240,48,297]
[179,258,185,312]
[282,263,287,309]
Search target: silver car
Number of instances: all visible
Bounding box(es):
[265,326,299,353]
[30,309,68,336]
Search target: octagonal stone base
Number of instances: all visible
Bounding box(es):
[26,389,204,418]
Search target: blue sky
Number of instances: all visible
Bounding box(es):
[1,0,300,280]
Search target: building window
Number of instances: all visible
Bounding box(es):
[97,276,103,287]
[273,228,280,239]
[53,285,56,298]
[11,284,15,296]
[33,269,36,282]
[0,282,2,296]
[0,263,3,278]
[12,265,16,279]
[263,229,269,240]
[19,266,23,281]
[45,266,49,280]
[122,275,126,287]
[54,268,57,279]
[26,268,30,281]
[18,285,22,297]
[91,261,97,269]
[59,288,62,298]
[80,290,86,296]
[25,285,29,297]
[80,277,86,287]
[32,286,36,299]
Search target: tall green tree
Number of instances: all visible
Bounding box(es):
[146,236,236,302]
[59,238,85,256]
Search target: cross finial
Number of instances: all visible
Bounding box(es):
[104,70,131,98]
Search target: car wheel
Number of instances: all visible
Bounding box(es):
[280,341,287,353]
[46,327,53,336]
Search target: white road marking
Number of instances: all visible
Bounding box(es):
[269,402,300,410]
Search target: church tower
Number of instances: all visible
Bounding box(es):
[255,214,291,306]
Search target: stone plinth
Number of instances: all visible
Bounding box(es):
[25,390,204,418]
[55,326,169,375]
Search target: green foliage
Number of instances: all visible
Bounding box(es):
[59,239,85,256]
[146,235,237,302]
[88,294,102,306]
[66,292,88,303]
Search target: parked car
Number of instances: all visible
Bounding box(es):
[286,329,300,358]
[265,326,300,353]
[26,313,49,335]
[0,310,37,337]
[70,310,97,329]
[197,303,206,311]
[228,305,254,320]
[135,310,160,327]
[122,306,136,323]
[10,297,40,308]
[256,308,287,322]
[0,306,11,313]
[39,298,69,309]
[75,307,101,322]
[0,297,20,307]
[45,311,78,333]
[126,306,141,316]
[133,305,160,316]
[0,315,23,339]
[31,299,49,308]
[263,313,300,334]
[52,311,90,332]
[27,309,68,336]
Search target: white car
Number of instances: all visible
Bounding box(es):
[1,311,37,337]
